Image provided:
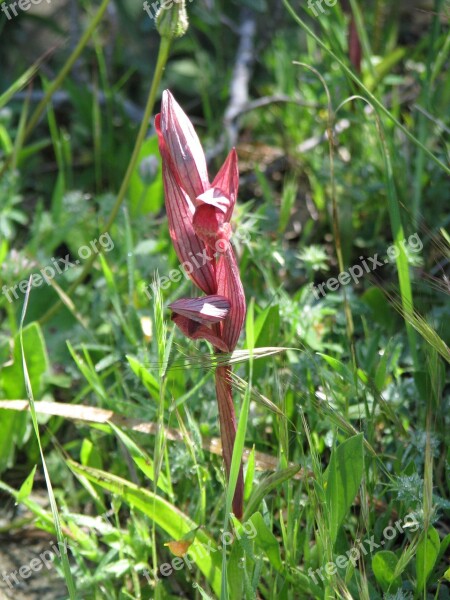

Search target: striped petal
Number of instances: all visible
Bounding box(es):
[159,90,209,202]
[170,295,230,323]
[156,117,216,295]
[216,247,246,351]
[212,148,239,223]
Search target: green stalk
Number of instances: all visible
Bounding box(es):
[39,37,172,325]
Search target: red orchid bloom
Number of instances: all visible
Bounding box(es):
[155,90,246,518]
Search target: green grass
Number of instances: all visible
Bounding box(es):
[0,1,449,599]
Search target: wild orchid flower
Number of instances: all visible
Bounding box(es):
[155,90,246,518]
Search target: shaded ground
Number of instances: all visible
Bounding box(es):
[0,534,68,600]
[0,493,68,600]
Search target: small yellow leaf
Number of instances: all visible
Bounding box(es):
[164,540,192,557]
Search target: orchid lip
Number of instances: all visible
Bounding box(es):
[195,188,231,213]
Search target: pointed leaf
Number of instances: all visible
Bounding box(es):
[372,551,401,592]
[416,526,440,593]
[17,465,37,502]
[243,465,302,520]
[248,512,283,572]
[325,433,364,546]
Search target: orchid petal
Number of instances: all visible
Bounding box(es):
[212,148,239,222]
[171,314,230,353]
[170,295,230,323]
[159,90,210,202]
[163,161,217,294]
[216,246,246,352]
[156,120,216,295]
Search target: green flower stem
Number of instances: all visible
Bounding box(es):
[39,37,172,325]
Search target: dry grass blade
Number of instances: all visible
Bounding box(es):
[143,346,293,371]
[0,400,306,479]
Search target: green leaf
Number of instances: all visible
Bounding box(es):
[416,526,440,593]
[252,304,280,379]
[19,287,77,598]
[0,323,49,472]
[249,512,283,572]
[67,342,107,402]
[17,465,37,502]
[80,439,103,470]
[254,305,280,348]
[317,353,353,383]
[278,179,297,233]
[244,465,301,520]
[67,460,222,596]
[1,322,49,398]
[0,60,41,110]
[243,446,255,502]
[227,541,245,597]
[367,47,406,91]
[126,355,160,401]
[325,433,364,546]
[372,550,401,592]
[109,423,170,494]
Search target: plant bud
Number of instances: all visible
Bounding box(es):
[156,0,188,39]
